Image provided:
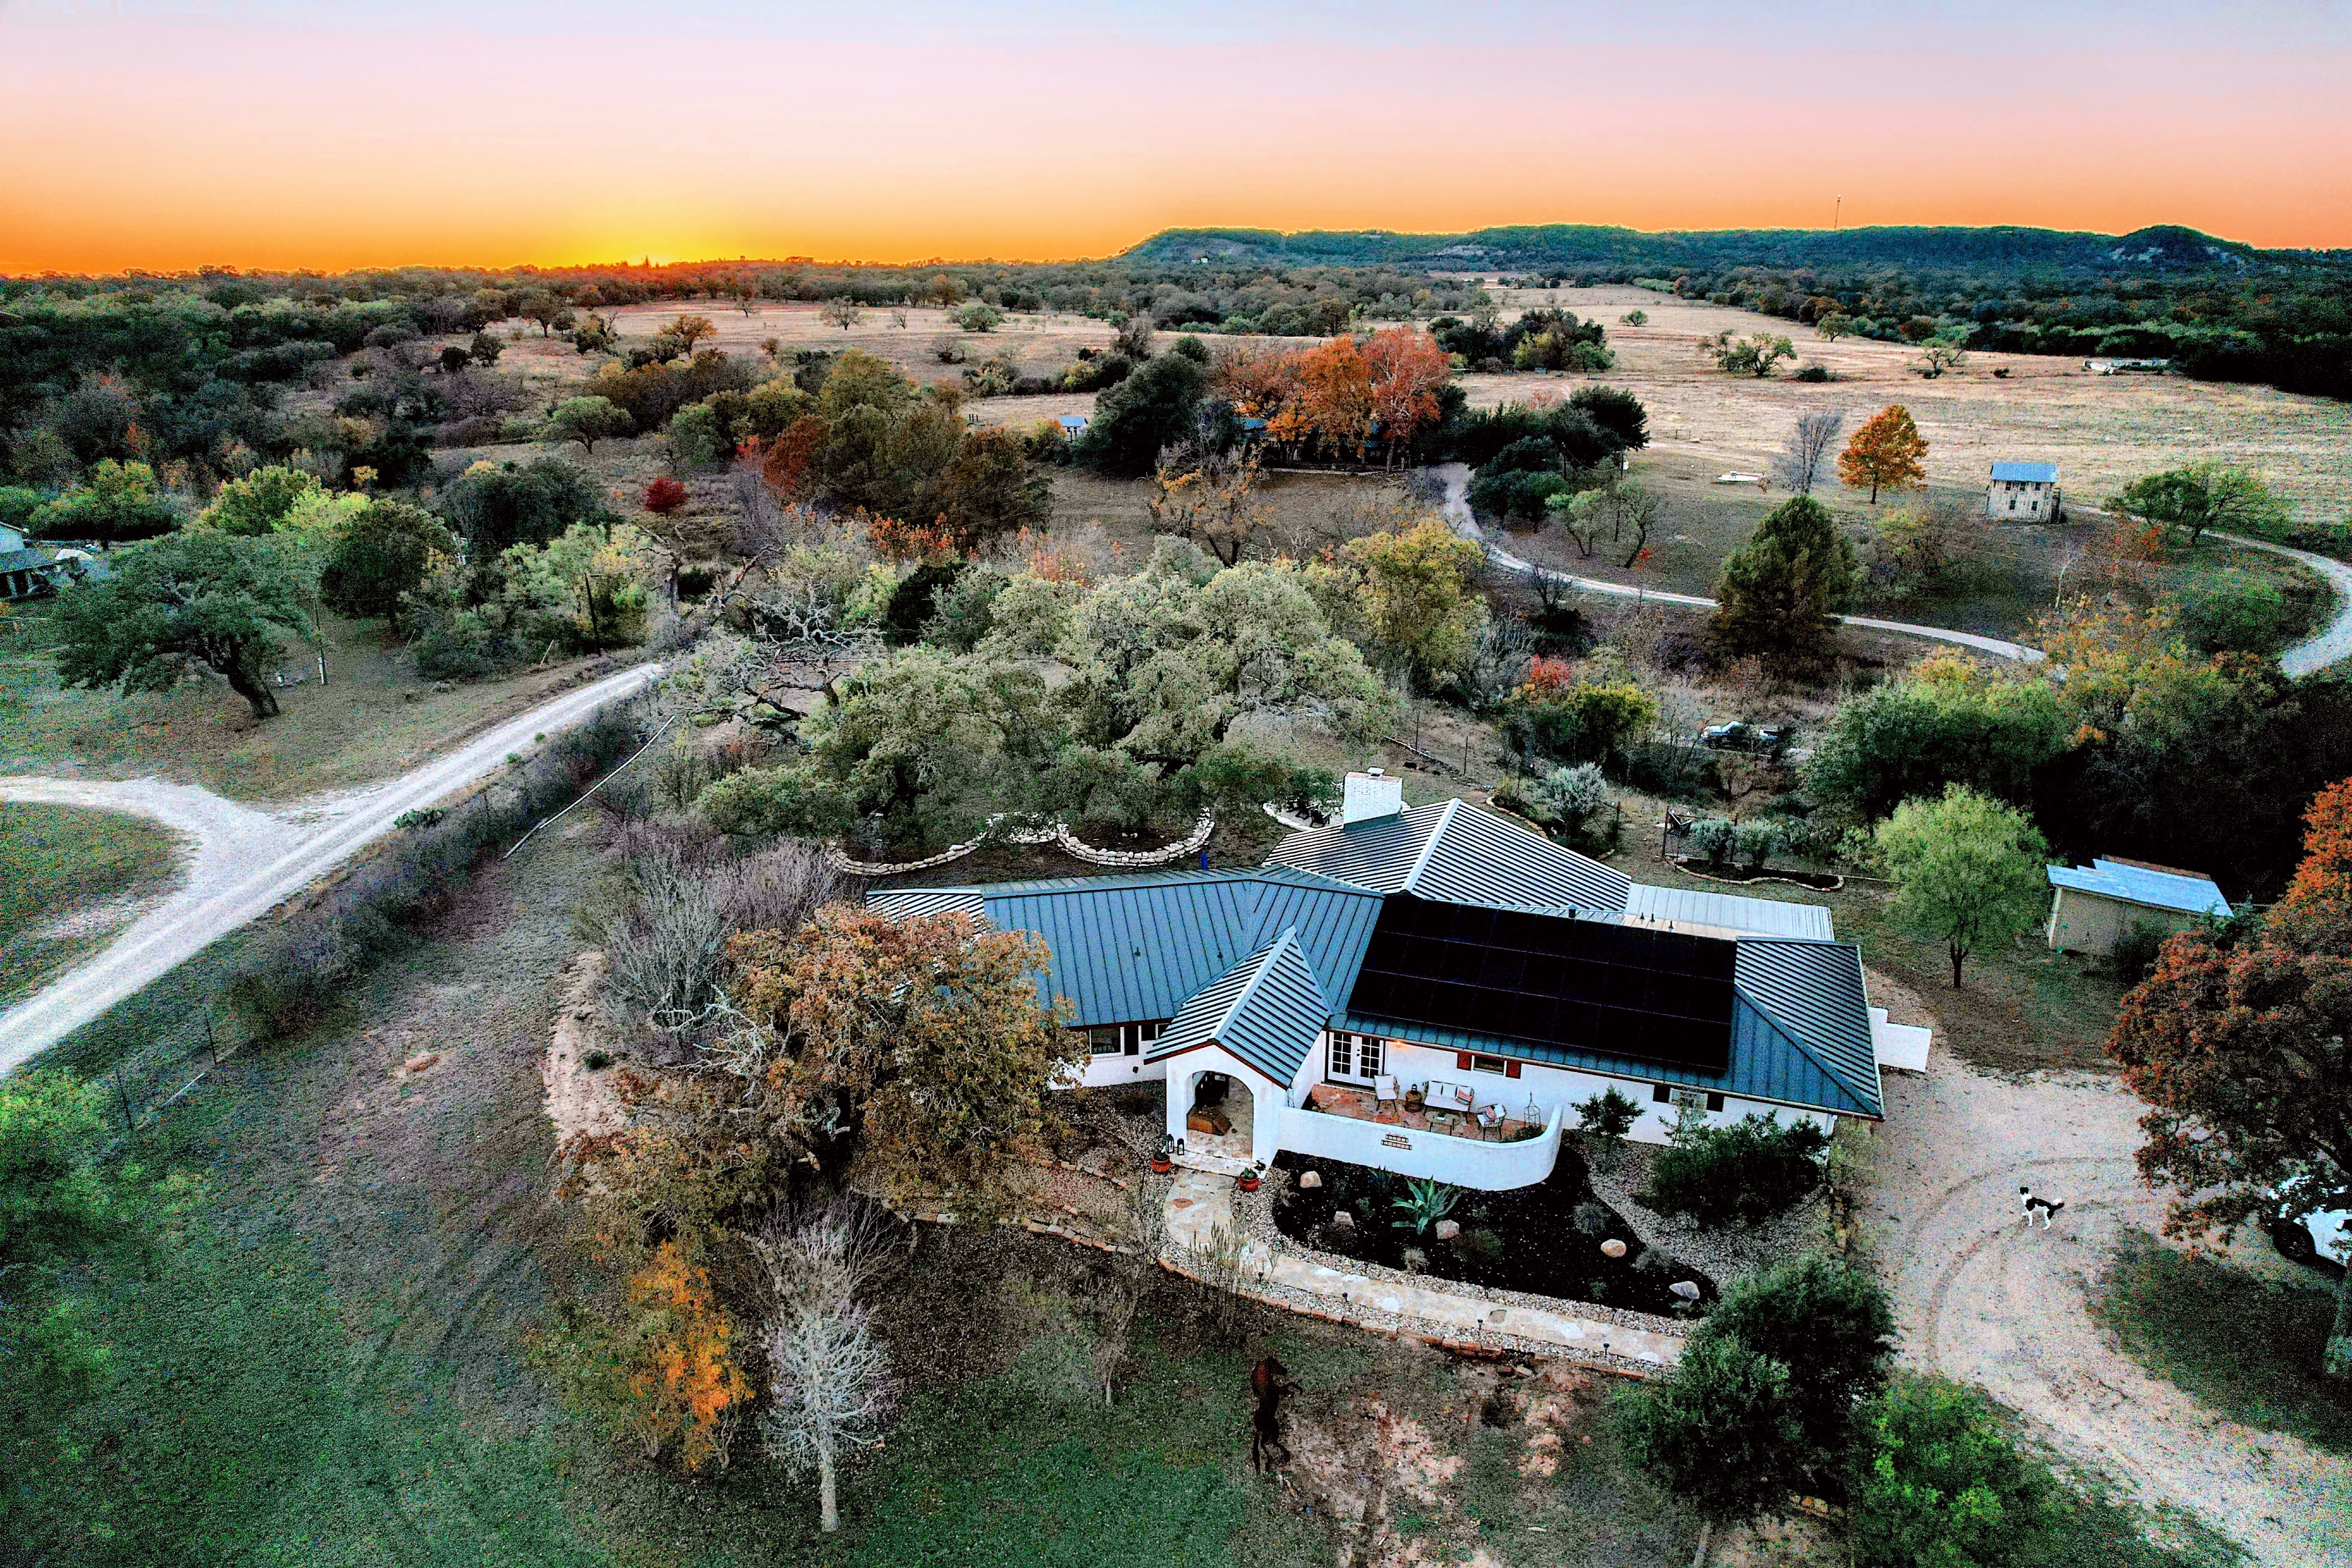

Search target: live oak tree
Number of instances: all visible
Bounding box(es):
[1701,330,1798,378]
[1708,494,1858,677]
[1873,784,2050,989]
[723,907,1084,1214]
[817,297,864,332]
[2109,778,2352,1380]
[545,395,633,453]
[2107,463,2290,548]
[318,498,456,630]
[54,529,314,719]
[1838,405,1929,503]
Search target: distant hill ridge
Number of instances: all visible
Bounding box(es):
[1123,223,2343,274]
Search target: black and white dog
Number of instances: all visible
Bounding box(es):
[2019,1185,2065,1228]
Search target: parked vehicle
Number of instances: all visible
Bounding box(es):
[1701,721,1792,756]
[2268,1176,2350,1276]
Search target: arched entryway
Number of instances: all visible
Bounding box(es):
[1165,1052,1281,1170]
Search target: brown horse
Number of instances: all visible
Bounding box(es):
[1249,1356,1297,1471]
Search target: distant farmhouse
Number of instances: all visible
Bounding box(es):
[1987,461,2060,522]
[2045,857,2230,958]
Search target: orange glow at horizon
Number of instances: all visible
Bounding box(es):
[4,20,2348,273]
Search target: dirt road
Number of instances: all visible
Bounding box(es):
[2213,531,2352,678]
[0,662,659,1072]
[1871,1052,2351,1567]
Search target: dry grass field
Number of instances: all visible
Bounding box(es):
[1473,283,2352,527]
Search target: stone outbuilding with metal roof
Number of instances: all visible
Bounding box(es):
[1987,460,2060,521]
[868,777,1930,1188]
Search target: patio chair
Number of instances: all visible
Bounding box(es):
[1475,1103,1502,1136]
[1373,1074,1401,1109]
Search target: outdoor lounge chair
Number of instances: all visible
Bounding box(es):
[1374,1074,1401,1109]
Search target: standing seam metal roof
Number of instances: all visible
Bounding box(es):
[2045,860,2230,917]
[866,866,1381,1028]
[1730,940,1882,1115]
[1147,928,1330,1085]
[1268,799,1631,914]
[1621,882,1835,940]
[1991,461,2058,484]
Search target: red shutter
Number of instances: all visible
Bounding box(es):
[1506,1061,1522,1078]
[1456,1051,1473,1070]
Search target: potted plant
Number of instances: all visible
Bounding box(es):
[1235,1164,1263,1193]
[1149,1136,1175,1176]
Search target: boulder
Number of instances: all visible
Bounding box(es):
[1600,1237,1628,1259]
[1332,1209,1354,1229]
[1434,1219,1461,1240]
[1298,1170,1322,1189]
[1670,1280,1702,1302]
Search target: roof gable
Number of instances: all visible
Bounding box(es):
[1731,939,1882,1115]
[1268,799,1631,914]
[1148,928,1329,1085]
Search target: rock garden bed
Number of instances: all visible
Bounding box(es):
[1269,1142,1715,1316]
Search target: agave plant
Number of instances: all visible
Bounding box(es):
[1389,1178,1463,1236]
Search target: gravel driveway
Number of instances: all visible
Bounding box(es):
[0,662,658,1070]
[1870,1050,2351,1567]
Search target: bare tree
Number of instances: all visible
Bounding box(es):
[1147,440,1270,566]
[752,1199,904,1533]
[1773,409,1847,495]
[761,1303,892,1532]
[888,305,909,330]
[1087,1177,1167,1406]
[1114,313,1156,361]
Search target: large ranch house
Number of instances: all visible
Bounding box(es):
[870,774,1930,1189]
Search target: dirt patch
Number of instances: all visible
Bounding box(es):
[1872,1050,2352,1566]
[542,950,626,1148]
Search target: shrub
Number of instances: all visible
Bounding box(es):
[1733,817,1784,870]
[2107,917,2171,984]
[1642,1112,1829,1227]
[1703,1255,1896,1492]
[1847,1375,2052,1568]
[643,477,688,515]
[1683,816,1736,868]
[1793,363,1833,383]
[1614,1335,1805,1528]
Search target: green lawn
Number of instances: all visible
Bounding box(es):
[0,802,181,1007]
[2092,1230,2352,1456]
[0,607,617,801]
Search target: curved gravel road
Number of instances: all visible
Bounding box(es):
[0,662,659,1072]
[2210,531,2352,678]
[1434,464,2046,663]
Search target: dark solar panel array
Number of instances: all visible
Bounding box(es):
[1348,895,1737,1072]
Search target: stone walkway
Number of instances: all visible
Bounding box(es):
[1161,1166,1684,1371]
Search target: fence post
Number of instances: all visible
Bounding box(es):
[204,1010,217,1071]
[112,1064,136,1136]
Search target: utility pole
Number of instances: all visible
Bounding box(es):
[1834,195,1842,231]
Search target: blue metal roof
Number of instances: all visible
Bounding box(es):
[865,865,1381,1028]
[1622,882,1834,940]
[1991,461,2058,484]
[1732,940,1882,1115]
[1269,799,1631,914]
[864,797,1879,1120]
[2046,859,2229,917]
[1148,928,1329,1086]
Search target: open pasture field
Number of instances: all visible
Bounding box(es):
[0,803,181,1007]
[0,609,620,801]
[606,299,1126,391]
[1469,283,2352,528]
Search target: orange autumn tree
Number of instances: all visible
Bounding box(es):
[1838,404,1929,503]
[537,1239,756,1473]
[1361,327,1453,466]
[2108,778,2352,1380]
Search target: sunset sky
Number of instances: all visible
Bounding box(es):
[4,0,2348,273]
